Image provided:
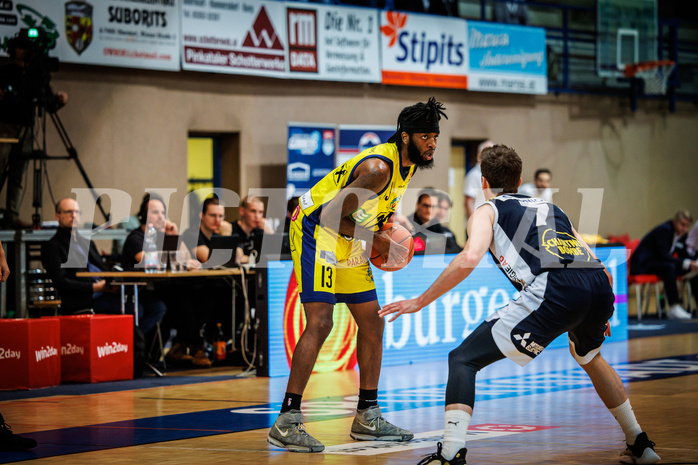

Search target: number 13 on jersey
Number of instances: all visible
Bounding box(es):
[318,264,334,290]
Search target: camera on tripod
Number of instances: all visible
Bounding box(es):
[4,27,61,117]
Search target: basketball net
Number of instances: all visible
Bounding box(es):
[624,60,676,95]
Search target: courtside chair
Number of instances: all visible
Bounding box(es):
[626,239,665,320]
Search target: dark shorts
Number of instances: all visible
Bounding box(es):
[486,268,614,366]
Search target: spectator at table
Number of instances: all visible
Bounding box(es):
[117,193,171,335]
[122,193,209,367]
[41,198,122,315]
[121,193,179,269]
[231,196,274,264]
[180,195,236,359]
[181,195,225,264]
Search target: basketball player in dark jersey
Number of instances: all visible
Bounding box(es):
[380,145,660,465]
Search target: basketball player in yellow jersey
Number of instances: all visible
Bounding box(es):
[268,98,447,453]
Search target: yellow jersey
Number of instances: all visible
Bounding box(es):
[298,142,415,232]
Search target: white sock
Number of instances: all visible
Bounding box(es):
[609,399,643,445]
[442,410,471,460]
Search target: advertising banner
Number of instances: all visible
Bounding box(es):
[1,1,62,58]
[181,0,287,77]
[264,247,629,377]
[286,123,336,199]
[0,318,61,390]
[336,125,395,166]
[380,10,468,89]
[58,314,133,383]
[286,4,380,82]
[466,21,547,94]
[0,0,180,71]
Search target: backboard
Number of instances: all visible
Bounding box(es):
[597,0,658,78]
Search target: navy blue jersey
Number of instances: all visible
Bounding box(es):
[485,194,604,291]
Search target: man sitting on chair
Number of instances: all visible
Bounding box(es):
[41,198,122,315]
[122,193,209,367]
[630,210,698,320]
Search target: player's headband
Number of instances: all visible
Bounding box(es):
[399,119,440,134]
[396,97,446,134]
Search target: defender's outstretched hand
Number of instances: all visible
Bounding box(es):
[379,299,423,323]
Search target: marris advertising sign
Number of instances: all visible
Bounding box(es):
[466,21,548,95]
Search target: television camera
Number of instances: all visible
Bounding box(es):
[3,27,61,121]
[0,28,108,227]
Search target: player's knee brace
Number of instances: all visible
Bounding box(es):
[448,322,503,373]
[445,323,504,406]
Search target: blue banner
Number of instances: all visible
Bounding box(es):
[466,21,548,94]
[337,125,395,166]
[286,123,336,199]
[265,246,628,377]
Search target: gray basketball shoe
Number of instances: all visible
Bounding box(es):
[267,409,324,453]
[350,405,414,441]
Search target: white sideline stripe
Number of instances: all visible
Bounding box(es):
[323,429,522,456]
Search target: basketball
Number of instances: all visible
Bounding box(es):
[369,223,415,272]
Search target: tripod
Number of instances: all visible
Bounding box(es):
[0,103,110,228]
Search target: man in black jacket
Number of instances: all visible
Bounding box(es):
[123,193,209,368]
[403,188,462,255]
[41,198,121,315]
[630,210,697,320]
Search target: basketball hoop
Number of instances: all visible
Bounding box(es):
[624,60,676,95]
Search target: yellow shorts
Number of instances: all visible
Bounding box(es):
[289,213,377,305]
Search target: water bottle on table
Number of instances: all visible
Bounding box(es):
[143,223,159,273]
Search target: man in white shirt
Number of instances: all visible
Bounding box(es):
[519,168,553,202]
[463,140,494,218]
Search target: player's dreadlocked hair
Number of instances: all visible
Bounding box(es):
[388,97,447,144]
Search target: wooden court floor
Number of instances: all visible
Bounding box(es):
[1,332,697,464]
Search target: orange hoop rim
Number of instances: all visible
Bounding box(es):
[624,59,675,78]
